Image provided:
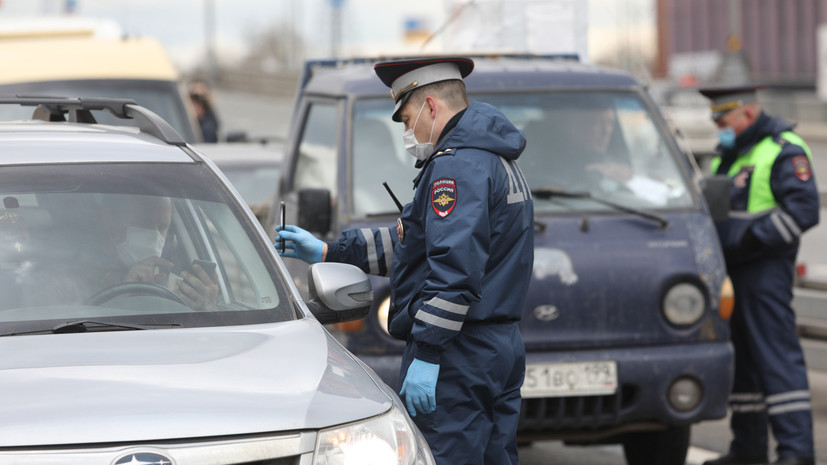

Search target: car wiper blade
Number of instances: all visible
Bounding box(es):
[531,186,669,229]
[51,320,156,334]
[0,320,183,337]
[52,320,184,334]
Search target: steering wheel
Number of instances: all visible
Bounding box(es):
[84,282,188,307]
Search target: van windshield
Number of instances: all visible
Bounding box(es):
[351,91,695,216]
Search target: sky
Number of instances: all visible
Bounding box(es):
[0,0,656,71]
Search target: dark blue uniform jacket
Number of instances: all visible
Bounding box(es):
[714,113,819,268]
[326,101,535,363]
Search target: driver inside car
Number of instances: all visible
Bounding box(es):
[558,103,673,206]
[23,194,218,311]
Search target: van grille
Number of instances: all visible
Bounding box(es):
[518,385,637,431]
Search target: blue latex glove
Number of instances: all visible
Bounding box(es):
[275,225,323,264]
[399,358,439,417]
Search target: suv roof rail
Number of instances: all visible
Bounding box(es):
[0,96,186,146]
[298,53,580,93]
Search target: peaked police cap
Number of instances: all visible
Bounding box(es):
[374,57,474,122]
[699,84,763,121]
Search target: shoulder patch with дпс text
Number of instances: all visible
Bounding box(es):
[792,155,812,182]
[431,178,457,217]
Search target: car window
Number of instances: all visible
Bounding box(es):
[0,163,294,333]
[220,165,281,207]
[293,102,338,197]
[0,80,195,142]
[350,91,694,217]
[352,99,417,216]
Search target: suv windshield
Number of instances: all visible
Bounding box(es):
[0,163,294,334]
[351,91,695,216]
[0,80,196,142]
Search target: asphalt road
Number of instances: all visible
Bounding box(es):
[212,89,827,465]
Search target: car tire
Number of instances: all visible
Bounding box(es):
[621,425,690,465]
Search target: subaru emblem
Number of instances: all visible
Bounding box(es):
[112,452,175,465]
[533,305,559,321]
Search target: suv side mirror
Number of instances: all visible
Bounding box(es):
[298,188,331,235]
[701,175,730,223]
[305,263,372,324]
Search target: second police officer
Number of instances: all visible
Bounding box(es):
[699,85,819,465]
[277,57,534,465]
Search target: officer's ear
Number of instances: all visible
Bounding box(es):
[742,103,761,124]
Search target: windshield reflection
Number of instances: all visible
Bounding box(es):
[351,91,694,217]
[0,163,292,331]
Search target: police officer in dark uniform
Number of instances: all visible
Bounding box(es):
[277,57,534,465]
[699,85,819,465]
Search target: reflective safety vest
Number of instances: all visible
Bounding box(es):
[711,131,813,213]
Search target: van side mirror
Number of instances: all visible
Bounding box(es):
[305,263,372,324]
[298,188,331,235]
[701,175,730,223]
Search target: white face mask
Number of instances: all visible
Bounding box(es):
[402,101,437,161]
[115,225,165,267]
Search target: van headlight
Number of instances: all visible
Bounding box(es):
[662,282,706,327]
[314,406,435,465]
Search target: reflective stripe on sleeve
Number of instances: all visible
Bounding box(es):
[379,227,394,274]
[778,210,802,237]
[425,297,469,316]
[361,228,378,274]
[770,212,794,243]
[414,310,463,331]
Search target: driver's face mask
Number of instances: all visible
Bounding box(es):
[115,225,165,267]
[402,101,437,161]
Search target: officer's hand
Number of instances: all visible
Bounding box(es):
[399,358,439,417]
[276,225,323,264]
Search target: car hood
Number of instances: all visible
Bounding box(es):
[0,318,392,447]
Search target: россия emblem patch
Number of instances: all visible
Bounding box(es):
[431,178,457,217]
[792,155,812,181]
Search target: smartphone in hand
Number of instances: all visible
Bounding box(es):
[279,201,286,253]
[191,258,217,275]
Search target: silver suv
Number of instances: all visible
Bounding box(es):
[0,97,433,465]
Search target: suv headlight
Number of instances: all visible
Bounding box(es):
[377,296,392,336]
[314,405,435,465]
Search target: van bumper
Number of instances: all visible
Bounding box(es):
[359,341,733,441]
[518,341,734,441]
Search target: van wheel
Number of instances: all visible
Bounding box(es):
[621,425,690,465]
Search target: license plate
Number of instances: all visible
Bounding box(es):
[521,361,618,398]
